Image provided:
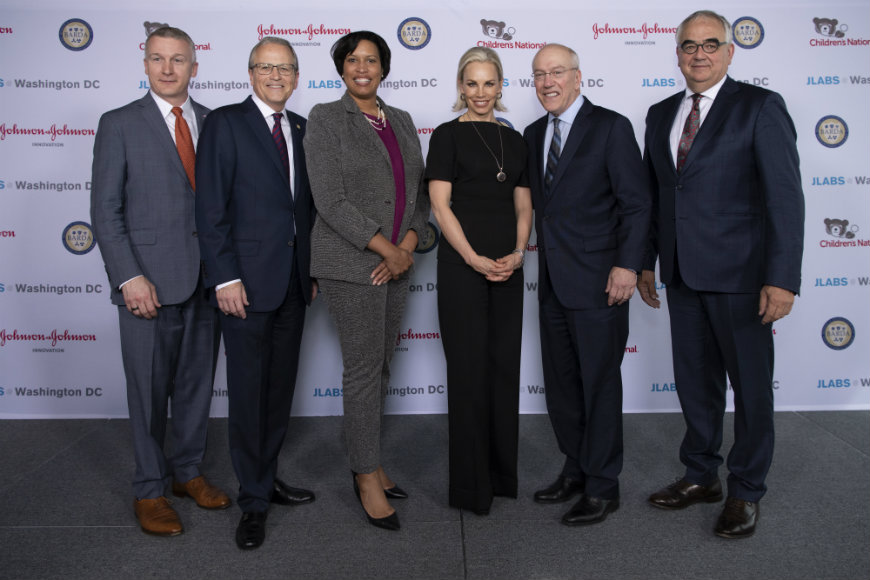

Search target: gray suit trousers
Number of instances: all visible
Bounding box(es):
[117,283,219,499]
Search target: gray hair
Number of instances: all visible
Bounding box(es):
[452,46,507,113]
[532,43,580,70]
[248,36,298,70]
[676,10,733,45]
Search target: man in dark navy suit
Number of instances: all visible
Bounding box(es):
[195,36,317,550]
[524,44,651,526]
[638,10,804,539]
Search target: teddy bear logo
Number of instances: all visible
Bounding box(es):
[480,19,515,41]
[813,17,847,38]
[824,218,858,239]
[143,21,170,37]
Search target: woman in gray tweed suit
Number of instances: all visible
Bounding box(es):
[304,31,429,531]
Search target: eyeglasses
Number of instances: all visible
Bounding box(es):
[532,67,578,82]
[251,63,298,76]
[680,40,727,54]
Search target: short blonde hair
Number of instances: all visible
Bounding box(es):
[452,47,507,113]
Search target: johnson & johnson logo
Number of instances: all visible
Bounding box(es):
[592,22,678,41]
[395,328,441,346]
[0,123,95,141]
[256,24,352,42]
[0,328,97,347]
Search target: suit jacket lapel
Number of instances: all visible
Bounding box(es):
[286,110,303,209]
[527,116,547,200]
[242,96,288,182]
[343,92,391,168]
[138,94,192,191]
[679,76,738,173]
[549,98,593,192]
[659,92,683,173]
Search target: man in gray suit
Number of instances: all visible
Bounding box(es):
[91,26,230,537]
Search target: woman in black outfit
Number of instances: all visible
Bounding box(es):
[426,46,532,515]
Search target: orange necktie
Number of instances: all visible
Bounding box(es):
[171,106,196,190]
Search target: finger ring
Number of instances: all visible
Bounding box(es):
[132,306,139,311]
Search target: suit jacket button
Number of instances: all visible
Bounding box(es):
[288,240,295,247]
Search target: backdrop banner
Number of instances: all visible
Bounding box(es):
[1,1,867,418]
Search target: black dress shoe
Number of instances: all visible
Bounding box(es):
[353,472,401,531]
[235,511,267,550]
[648,477,723,510]
[271,478,315,506]
[383,485,408,500]
[715,497,758,539]
[562,495,619,526]
[534,475,584,504]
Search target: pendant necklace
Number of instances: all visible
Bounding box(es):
[365,102,386,131]
[467,115,506,182]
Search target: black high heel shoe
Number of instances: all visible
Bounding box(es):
[383,485,409,500]
[352,472,400,531]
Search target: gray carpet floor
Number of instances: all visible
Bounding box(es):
[1,411,867,580]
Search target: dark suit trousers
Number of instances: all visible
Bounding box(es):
[221,264,306,512]
[118,280,219,500]
[438,260,522,511]
[666,275,774,502]
[538,273,626,500]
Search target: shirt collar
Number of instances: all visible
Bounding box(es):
[685,75,728,102]
[548,94,585,127]
[251,93,285,121]
[150,91,192,119]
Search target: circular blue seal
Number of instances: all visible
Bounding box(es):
[815,115,849,148]
[59,18,94,51]
[821,317,855,350]
[731,16,764,49]
[397,17,432,50]
[415,221,440,254]
[495,117,515,130]
[62,221,96,254]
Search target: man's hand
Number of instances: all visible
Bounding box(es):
[605,266,638,306]
[217,281,249,319]
[121,276,161,319]
[637,269,661,309]
[758,285,794,324]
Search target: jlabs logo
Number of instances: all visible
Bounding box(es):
[397,17,431,50]
[732,16,764,49]
[811,175,845,186]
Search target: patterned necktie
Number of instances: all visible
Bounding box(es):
[171,107,195,190]
[271,112,291,186]
[676,93,702,172]
[545,117,561,193]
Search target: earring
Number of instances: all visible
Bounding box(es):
[497,92,503,99]
[460,94,466,101]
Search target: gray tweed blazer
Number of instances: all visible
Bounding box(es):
[304,92,429,284]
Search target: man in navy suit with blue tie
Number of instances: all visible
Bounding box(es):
[524,44,651,526]
[638,10,804,539]
[195,36,317,550]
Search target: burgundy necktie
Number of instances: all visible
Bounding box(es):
[676,93,702,172]
[171,106,195,190]
[271,112,290,182]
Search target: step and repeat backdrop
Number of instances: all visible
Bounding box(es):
[1,1,867,418]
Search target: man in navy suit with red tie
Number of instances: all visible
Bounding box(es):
[195,36,316,550]
[638,10,804,539]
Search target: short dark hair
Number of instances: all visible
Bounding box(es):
[145,26,196,62]
[330,31,391,79]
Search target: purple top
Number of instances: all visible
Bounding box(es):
[365,114,406,245]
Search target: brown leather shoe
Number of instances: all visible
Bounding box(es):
[172,476,231,510]
[134,497,183,536]
[714,497,758,539]
[648,477,723,510]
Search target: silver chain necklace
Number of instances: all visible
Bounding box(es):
[467,117,506,182]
